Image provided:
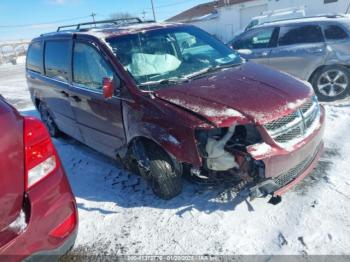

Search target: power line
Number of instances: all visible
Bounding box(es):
[134,0,199,14]
[0,0,202,29]
[0,15,91,29]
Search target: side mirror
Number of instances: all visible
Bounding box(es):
[102,77,115,99]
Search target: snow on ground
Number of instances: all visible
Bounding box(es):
[1,64,350,255]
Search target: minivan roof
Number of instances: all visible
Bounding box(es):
[253,14,350,29]
[32,20,182,42]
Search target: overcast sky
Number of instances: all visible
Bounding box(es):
[0,0,209,41]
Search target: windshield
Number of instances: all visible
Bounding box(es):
[106,25,242,90]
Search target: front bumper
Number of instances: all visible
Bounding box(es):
[249,105,326,198]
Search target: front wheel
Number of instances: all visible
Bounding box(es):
[311,65,350,102]
[138,141,183,200]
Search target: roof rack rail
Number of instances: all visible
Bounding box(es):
[57,17,142,32]
[258,13,346,26]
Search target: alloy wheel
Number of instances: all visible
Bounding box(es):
[317,69,348,97]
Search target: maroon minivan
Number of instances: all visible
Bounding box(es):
[0,96,77,261]
[27,18,325,200]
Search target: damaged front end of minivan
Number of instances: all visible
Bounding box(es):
[145,89,325,202]
[193,122,267,196]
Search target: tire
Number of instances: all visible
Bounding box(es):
[38,102,61,138]
[139,141,183,200]
[311,65,350,102]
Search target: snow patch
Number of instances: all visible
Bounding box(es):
[249,142,272,157]
[286,98,307,110]
[167,98,243,119]
[8,210,27,233]
[16,56,26,64]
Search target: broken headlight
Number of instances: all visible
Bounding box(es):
[195,124,263,171]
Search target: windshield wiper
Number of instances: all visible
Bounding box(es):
[185,63,241,80]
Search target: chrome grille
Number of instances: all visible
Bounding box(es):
[264,111,300,131]
[274,144,320,187]
[300,100,313,114]
[274,126,302,143]
[264,97,320,146]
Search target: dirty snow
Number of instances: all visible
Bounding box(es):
[1,64,350,255]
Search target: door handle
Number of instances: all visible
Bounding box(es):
[60,90,69,97]
[71,95,81,102]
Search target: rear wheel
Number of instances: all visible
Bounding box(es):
[137,141,183,200]
[312,65,350,101]
[38,102,61,138]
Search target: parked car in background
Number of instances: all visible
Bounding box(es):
[0,96,77,261]
[229,15,350,101]
[27,19,325,201]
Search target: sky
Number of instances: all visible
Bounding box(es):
[0,0,209,41]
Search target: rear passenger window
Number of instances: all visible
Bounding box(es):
[278,25,324,46]
[324,25,348,40]
[73,42,114,91]
[27,42,42,73]
[44,40,70,81]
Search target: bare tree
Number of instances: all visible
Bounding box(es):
[110,12,134,19]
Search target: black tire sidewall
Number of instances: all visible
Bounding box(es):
[142,142,182,200]
[312,65,350,102]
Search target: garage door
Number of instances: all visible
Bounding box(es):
[240,4,268,29]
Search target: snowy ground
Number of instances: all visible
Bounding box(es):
[1,63,350,256]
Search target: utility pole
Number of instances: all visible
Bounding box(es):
[141,10,147,20]
[151,0,156,21]
[90,12,96,24]
[346,0,350,13]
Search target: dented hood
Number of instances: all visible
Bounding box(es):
[154,62,313,126]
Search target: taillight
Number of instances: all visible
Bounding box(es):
[49,211,76,239]
[24,117,58,190]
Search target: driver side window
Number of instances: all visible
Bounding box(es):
[73,42,114,91]
[235,28,274,49]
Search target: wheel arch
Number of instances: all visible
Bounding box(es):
[127,135,178,162]
[308,63,350,83]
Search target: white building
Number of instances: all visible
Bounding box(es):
[167,0,350,43]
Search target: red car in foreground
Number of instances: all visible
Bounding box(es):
[0,96,78,261]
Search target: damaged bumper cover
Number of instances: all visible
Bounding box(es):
[249,141,324,199]
[249,105,326,199]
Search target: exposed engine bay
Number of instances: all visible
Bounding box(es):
[193,124,265,192]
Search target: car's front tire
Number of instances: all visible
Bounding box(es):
[138,141,183,200]
[312,65,350,102]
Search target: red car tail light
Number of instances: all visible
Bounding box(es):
[49,211,76,239]
[24,117,58,190]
